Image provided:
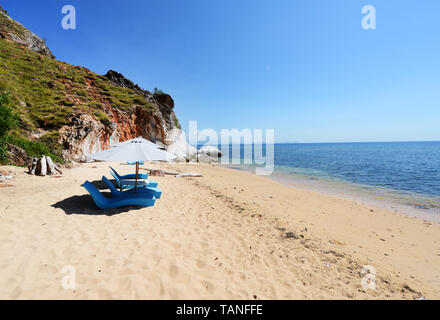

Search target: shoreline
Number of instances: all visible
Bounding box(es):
[0,161,439,299]
[224,163,440,223]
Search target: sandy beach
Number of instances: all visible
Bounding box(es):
[0,162,439,300]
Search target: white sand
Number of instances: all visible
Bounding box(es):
[0,162,439,299]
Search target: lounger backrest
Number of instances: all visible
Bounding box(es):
[109,166,121,179]
[81,181,109,209]
[110,170,121,186]
[102,176,119,195]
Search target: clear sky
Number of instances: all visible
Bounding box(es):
[3,0,440,142]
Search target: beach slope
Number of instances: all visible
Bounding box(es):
[0,162,439,299]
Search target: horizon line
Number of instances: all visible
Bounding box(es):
[194,140,440,146]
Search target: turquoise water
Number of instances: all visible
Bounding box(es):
[216,142,440,221]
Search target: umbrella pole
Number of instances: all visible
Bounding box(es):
[135,161,139,192]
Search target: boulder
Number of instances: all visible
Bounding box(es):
[199,145,222,158]
[153,92,174,110]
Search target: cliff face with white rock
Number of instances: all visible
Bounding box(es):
[0,5,195,163]
[60,70,194,162]
[165,129,198,161]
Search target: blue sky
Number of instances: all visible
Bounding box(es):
[3,0,440,142]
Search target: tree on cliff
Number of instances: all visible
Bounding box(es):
[154,87,165,95]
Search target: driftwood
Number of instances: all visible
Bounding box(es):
[54,165,63,174]
[141,167,179,176]
[0,184,13,188]
[28,155,62,176]
[39,156,47,176]
[45,156,56,175]
[176,173,203,178]
[141,167,202,177]
[35,157,42,175]
[29,157,38,175]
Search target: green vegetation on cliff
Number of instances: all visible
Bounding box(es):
[0,92,19,137]
[0,9,28,41]
[0,92,17,163]
[0,39,157,131]
[0,38,162,163]
[0,92,62,164]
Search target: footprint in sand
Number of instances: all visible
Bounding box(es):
[201,280,215,293]
[236,272,246,280]
[169,265,179,279]
[196,259,206,269]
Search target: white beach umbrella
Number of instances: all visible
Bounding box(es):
[91,140,174,162]
[89,138,175,190]
[110,137,165,150]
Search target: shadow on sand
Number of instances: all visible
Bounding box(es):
[51,180,144,216]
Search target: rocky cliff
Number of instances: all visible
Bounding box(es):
[58,70,184,161]
[0,5,54,58]
[0,5,194,162]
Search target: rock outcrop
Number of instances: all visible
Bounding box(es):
[104,70,182,146]
[166,129,198,161]
[6,144,31,166]
[105,70,150,94]
[59,113,119,161]
[199,146,222,158]
[0,5,54,58]
[58,99,183,161]
[0,5,7,15]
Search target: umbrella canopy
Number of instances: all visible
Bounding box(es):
[110,137,165,150]
[90,139,175,162]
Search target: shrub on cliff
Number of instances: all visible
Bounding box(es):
[0,142,6,163]
[0,92,19,163]
[0,92,62,164]
[0,92,19,138]
[3,135,62,163]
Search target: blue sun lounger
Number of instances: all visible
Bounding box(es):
[109,166,149,180]
[102,176,162,199]
[81,181,156,209]
[109,170,159,190]
[109,167,158,190]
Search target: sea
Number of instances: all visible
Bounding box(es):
[209,141,440,222]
